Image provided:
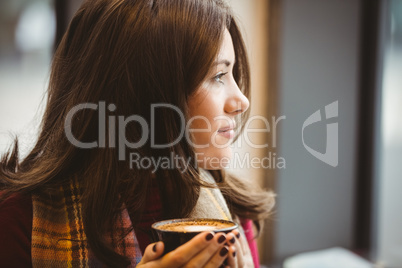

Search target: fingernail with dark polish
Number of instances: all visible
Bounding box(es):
[220,246,229,257]
[152,243,157,252]
[206,232,214,241]
[224,258,228,265]
[219,265,225,268]
[229,237,235,244]
[218,234,226,244]
[236,232,240,239]
[233,251,237,257]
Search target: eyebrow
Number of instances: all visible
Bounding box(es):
[213,59,232,67]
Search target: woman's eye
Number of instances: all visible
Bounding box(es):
[213,72,228,84]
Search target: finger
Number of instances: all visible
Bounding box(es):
[226,232,237,246]
[226,245,237,267]
[227,232,236,245]
[228,230,245,267]
[204,245,230,268]
[138,241,164,265]
[233,229,241,240]
[159,231,215,267]
[228,230,242,255]
[184,233,227,267]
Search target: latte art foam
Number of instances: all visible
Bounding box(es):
[156,220,234,233]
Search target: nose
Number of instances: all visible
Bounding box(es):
[225,81,250,115]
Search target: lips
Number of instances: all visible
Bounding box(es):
[217,122,236,139]
[218,127,233,132]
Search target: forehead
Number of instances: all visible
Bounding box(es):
[216,29,235,62]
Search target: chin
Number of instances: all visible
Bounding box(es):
[196,148,232,170]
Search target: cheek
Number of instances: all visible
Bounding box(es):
[187,90,233,168]
[188,117,214,146]
[188,105,234,168]
[187,97,219,144]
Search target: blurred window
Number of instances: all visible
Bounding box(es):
[376,0,402,266]
[0,0,55,156]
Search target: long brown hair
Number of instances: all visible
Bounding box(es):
[0,0,274,266]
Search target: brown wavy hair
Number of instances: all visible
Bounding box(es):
[0,0,274,266]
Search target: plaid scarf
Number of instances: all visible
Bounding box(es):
[31,177,142,267]
[31,169,249,267]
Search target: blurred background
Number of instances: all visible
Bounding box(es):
[0,0,401,267]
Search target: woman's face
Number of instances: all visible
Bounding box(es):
[187,29,249,170]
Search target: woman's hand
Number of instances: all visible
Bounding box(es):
[224,229,254,268]
[137,231,231,268]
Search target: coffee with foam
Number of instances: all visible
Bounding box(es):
[156,220,234,233]
[151,218,238,254]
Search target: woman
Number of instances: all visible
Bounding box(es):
[0,0,274,267]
